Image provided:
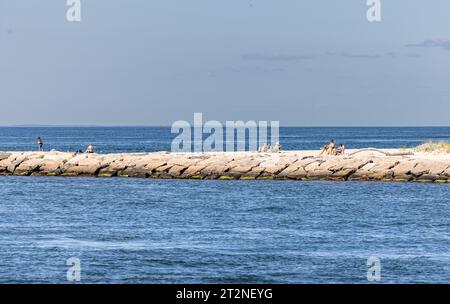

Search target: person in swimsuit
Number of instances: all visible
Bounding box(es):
[37,137,44,151]
[320,139,335,155]
[334,144,345,155]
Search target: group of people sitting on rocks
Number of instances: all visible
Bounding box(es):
[258,142,282,153]
[319,139,345,156]
[36,136,344,156]
[36,137,94,154]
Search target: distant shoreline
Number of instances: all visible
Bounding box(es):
[2,125,450,128]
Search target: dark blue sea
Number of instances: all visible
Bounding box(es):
[1,126,450,153]
[0,127,449,283]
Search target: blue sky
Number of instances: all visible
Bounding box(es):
[1,0,450,126]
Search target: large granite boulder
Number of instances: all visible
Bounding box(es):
[14,157,45,175]
[63,156,103,176]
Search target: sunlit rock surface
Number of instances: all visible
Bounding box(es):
[1,149,450,183]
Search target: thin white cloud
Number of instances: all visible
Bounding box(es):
[242,53,314,62]
[339,52,382,59]
[406,40,450,50]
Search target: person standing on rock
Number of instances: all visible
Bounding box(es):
[37,137,44,151]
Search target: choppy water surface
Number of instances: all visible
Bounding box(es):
[0,177,449,283]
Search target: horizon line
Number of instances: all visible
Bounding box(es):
[1,124,450,128]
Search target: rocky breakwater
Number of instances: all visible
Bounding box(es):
[1,149,450,183]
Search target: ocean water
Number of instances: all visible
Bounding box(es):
[0,127,449,283]
[1,126,450,153]
[0,177,449,283]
